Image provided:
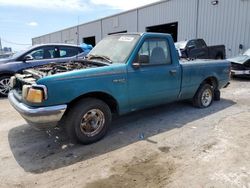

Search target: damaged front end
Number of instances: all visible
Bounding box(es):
[11,60,105,93]
[9,60,107,105]
[8,60,106,129]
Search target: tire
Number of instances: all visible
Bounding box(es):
[193,84,214,108]
[0,76,11,97]
[64,98,112,144]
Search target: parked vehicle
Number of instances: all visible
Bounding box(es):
[228,49,250,77]
[0,53,14,59]
[0,43,91,97]
[175,39,226,59]
[8,33,230,144]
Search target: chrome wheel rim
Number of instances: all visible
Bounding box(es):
[201,88,212,107]
[80,109,105,137]
[0,78,11,96]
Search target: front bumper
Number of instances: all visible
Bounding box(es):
[8,91,67,129]
[231,70,250,76]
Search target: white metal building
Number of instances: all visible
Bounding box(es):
[32,0,250,57]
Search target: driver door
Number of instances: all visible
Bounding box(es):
[127,37,181,111]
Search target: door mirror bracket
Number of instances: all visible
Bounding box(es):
[132,62,141,69]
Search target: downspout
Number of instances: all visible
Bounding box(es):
[195,0,200,38]
[77,16,80,45]
[136,8,139,32]
[101,19,103,39]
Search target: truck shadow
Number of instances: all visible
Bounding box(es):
[8,99,235,173]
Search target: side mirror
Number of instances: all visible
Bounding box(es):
[23,55,33,62]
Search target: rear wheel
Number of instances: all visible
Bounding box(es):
[193,84,214,108]
[64,98,112,144]
[0,76,11,97]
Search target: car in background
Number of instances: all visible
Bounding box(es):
[175,39,225,60]
[0,43,92,97]
[0,53,14,59]
[228,48,250,78]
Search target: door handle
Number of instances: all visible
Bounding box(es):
[169,69,177,75]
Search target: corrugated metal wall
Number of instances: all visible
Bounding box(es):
[102,10,137,36]
[197,0,250,57]
[61,27,77,44]
[32,0,250,57]
[138,0,197,41]
[49,32,62,43]
[78,21,102,43]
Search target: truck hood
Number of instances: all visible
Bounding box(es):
[37,61,125,85]
[18,60,126,86]
[228,55,250,65]
[13,60,117,94]
[21,60,106,81]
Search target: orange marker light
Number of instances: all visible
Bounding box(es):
[26,88,43,103]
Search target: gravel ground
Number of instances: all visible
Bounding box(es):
[0,78,249,188]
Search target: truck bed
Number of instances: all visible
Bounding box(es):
[179,59,230,99]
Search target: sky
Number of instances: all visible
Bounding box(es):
[0,0,160,51]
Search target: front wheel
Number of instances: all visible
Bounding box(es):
[0,76,11,97]
[193,84,214,108]
[64,98,112,144]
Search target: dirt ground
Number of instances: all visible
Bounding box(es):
[0,78,249,188]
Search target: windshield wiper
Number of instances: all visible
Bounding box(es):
[87,54,113,64]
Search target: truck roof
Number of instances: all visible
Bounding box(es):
[111,32,172,37]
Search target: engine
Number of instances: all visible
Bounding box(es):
[23,60,102,79]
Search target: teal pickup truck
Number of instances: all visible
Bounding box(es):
[8,33,230,144]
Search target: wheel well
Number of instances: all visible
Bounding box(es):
[67,92,119,114]
[202,77,218,90]
[0,73,13,78]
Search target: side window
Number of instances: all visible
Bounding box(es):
[199,39,206,48]
[137,38,171,65]
[59,47,80,58]
[187,40,196,48]
[27,46,58,60]
[196,39,206,48]
[28,48,44,60]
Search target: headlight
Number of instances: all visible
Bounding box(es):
[22,85,31,99]
[22,85,47,103]
[10,76,16,88]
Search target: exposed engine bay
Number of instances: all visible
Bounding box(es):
[23,60,105,79]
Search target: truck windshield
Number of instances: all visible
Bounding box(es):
[10,46,33,59]
[175,41,187,49]
[88,34,140,64]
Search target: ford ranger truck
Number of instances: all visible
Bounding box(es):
[8,33,231,144]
